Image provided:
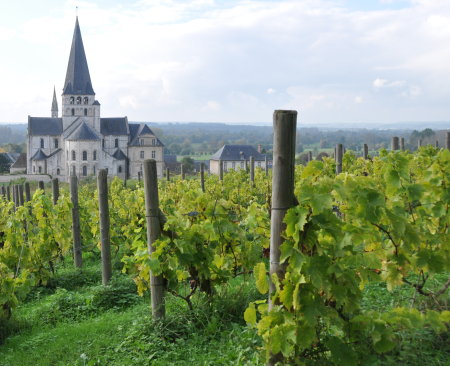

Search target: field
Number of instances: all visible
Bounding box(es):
[0,145,449,365]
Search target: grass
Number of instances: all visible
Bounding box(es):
[0,261,448,366]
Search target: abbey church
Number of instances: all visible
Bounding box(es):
[27,17,164,181]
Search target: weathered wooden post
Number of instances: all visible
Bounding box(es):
[219,161,224,181]
[400,137,405,151]
[6,186,10,202]
[18,185,24,206]
[391,137,399,150]
[418,139,422,149]
[363,144,369,159]
[446,132,450,150]
[13,185,18,208]
[138,171,142,183]
[200,163,205,192]
[1,186,5,199]
[180,164,185,180]
[38,180,45,192]
[97,169,112,285]
[143,159,165,320]
[70,175,83,268]
[265,156,269,176]
[250,156,255,183]
[24,182,31,202]
[308,151,312,162]
[166,167,170,182]
[336,144,343,174]
[52,178,59,205]
[269,110,297,365]
[435,140,439,148]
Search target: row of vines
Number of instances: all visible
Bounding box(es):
[1,145,449,364]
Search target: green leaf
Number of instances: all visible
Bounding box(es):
[326,336,357,366]
[244,302,257,325]
[254,262,269,294]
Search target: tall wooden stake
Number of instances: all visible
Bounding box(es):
[418,139,422,149]
[219,160,224,181]
[336,144,343,174]
[400,137,405,151]
[363,144,369,159]
[250,156,255,183]
[166,167,170,181]
[97,169,112,285]
[24,182,31,202]
[52,178,59,205]
[0,186,5,199]
[391,137,399,150]
[446,132,450,150]
[181,164,185,180]
[6,186,10,202]
[265,156,269,176]
[38,181,45,192]
[200,163,205,192]
[269,110,297,365]
[70,175,83,268]
[435,140,439,148]
[143,159,165,320]
[18,185,24,206]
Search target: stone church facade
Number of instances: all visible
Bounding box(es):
[27,17,164,181]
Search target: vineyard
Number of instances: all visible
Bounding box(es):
[0,118,449,365]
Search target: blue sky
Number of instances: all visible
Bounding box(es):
[0,0,449,126]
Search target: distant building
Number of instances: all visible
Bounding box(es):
[26,17,164,181]
[209,145,266,175]
[0,152,17,173]
[9,153,27,174]
[164,154,180,172]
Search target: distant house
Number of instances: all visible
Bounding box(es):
[209,145,266,175]
[9,153,27,174]
[164,154,180,172]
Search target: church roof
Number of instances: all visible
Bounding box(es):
[10,153,26,168]
[210,145,265,161]
[129,123,164,146]
[112,148,127,160]
[66,121,100,140]
[100,117,129,135]
[31,149,48,161]
[63,17,95,95]
[51,87,58,112]
[28,117,63,136]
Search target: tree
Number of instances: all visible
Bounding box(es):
[180,157,195,173]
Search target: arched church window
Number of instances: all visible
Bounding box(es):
[93,150,97,161]
[82,166,87,176]
[38,166,42,173]
[76,97,81,104]
[115,138,119,148]
[71,108,75,116]
[83,97,89,104]
[70,97,74,104]
[54,139,58,148]
[72,150,76,161]
[82,151,87,161]
[84,108,87,116]
[118,166,122,173]
[57,168,60,175]
[40,138,44,148]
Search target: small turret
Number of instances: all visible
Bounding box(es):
[51,86,58,117]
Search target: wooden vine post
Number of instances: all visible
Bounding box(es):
[181,164,185,180]
[265,156,269,176]
[363,143,369,159]
[143,159,165,320]
[70,175,83,268]
[38,181,45,192]
[335,144,343,174]
[24,182,31,202]
[97,169,112,285]
[435,140,439,148]
[52,178,59,205]
[18,185,24,206]
[308,151,312,162]
[6,186,10,202]
[219,161,224,181]
[166,167,170,182]
[200,163,205,192]
[269,110,297,365]
[446,132,450,150]
[391,136,399,150]
[249,156,255,183]
[418,139,422,149]
[400,137,405,151]
[0,186,5,199]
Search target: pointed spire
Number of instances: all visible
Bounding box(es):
[63,17,95,95]
[51,86,58,117]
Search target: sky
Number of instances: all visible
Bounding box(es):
[0,0,450,126]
